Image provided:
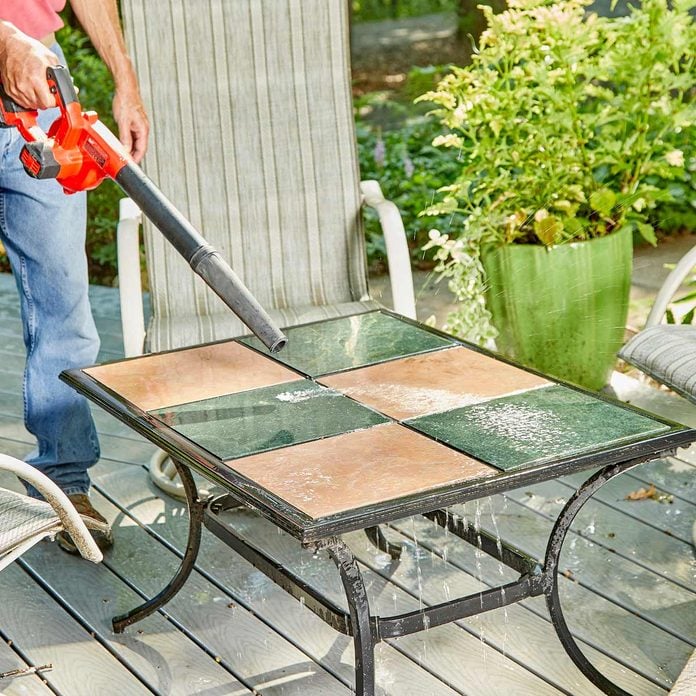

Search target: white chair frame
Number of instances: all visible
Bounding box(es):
[0,454,103,570]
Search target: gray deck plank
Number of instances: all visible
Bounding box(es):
[0,474,252,696]
[0,563,152,695]
[0,412,156,468]
[230,513,605,695]
[89,488,356,696]
[502,478,695,591]
[670,648,696,695]
[0,389,149,443]
[392,513,687,689]
[0,634,55,696]
[18,542,253,695]
[92,455,665,695]
[561,458,696,542]
[444,494,695,643]
[90,462,466,696]
[230,511,664,696]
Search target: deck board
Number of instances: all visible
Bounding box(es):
[0,273,693,694]
[0,563,153,695]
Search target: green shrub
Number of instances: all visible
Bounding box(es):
[58,23,122,285]
[353,0,455,21]
[651,149,696,235]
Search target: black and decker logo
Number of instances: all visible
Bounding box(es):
[84,138,107,168]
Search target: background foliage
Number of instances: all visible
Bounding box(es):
[355,69,466,271]
[58,23,123,285]
[421,0,695,247]
[353,0,455,19]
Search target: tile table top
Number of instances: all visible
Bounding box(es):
[65,311,695,540]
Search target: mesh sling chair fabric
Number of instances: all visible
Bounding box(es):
[119,0,414,354]
[0,455,103,570]
[619,243,696,405]
[619,325,696,405]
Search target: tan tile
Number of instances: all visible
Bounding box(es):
[320,346,550,420]
[228,422,498,519]
[85,341,299,411]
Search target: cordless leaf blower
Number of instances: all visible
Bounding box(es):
[0,65,287,353]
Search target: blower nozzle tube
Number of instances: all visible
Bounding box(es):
[115,162,287,353]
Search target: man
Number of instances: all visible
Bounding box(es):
[0,1,149,553]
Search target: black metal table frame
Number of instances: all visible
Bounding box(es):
[61,313,696,696]
[107,450,674,696]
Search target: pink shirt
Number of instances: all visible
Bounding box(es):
[0,1,66,40]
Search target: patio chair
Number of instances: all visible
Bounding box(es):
[618,243,696,546]
[0,454,103,570]
[117,0,416,498]
[619,245,696,405]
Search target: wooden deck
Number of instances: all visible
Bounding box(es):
[0,272,693,695]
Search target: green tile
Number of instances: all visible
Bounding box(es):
[241,312,453,376]
[407,385,671,470]
[151,379,388,460]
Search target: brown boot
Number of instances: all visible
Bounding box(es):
[56,493,114,555]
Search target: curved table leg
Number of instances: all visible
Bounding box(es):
[112,457,204,634]
[543,459,644,696]
[365,525,403,561]
[325,538,376,696]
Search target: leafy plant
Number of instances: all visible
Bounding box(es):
[665,262,696,325]
[418,0,696,342]
[652,149,696,235]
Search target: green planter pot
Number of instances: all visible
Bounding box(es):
[481,226,632,391]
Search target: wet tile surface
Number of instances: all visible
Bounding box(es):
[85,341,299,411]
[241,311,453,376]
[228,422,498,519]
[151,379,388,460]
[320,346,551,420]
[408,385,671,471]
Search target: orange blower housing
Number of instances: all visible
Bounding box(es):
[0,66,130,194]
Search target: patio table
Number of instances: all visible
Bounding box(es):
[62,310,696,696]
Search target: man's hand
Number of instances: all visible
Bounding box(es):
[69,0,150,162]
[113,85,149,164]
[0,22,58,110]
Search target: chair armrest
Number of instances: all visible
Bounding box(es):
[0,455,102,563]
[360,180,417,319]
[646,244,696,328]
[117,197,147,357]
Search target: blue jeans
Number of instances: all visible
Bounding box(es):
[0,45,100,496]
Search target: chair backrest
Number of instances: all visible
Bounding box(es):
[122,0,369,325]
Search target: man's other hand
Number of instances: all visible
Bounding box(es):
[0,23,59,110]
[113,85,149,164]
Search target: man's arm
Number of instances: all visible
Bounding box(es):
[0,22,58,110]
[70,0,149,163]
